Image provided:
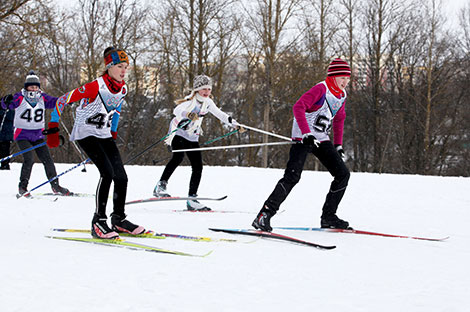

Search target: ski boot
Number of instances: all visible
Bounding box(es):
[186,195,211,211]
[153,180,170,197]
[252,205,274,232]
[91,214,120,239]
[111,213,145,235]
[0,164,10,170]
[320,214,352,230]
[52,184,73,196]
[17,186,32,198]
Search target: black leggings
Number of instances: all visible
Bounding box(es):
[160,135,202,196]
[0,141,11,168]
[17,139,58,189]
[78,136,127,218]
[264,141,350,217]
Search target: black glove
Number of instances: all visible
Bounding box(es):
[228,117,246,133]
[2,94,13,105]
[335,144,346,162]
[177,118,191,130]
[302,133,319,147]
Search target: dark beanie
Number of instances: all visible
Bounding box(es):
[327,58,351,77]
[24,71,41,89]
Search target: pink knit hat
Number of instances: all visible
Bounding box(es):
[327,58,351,77]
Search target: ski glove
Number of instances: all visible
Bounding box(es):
[111,131,118,140]
[228,117,246,133]
[302,133,320,147]
[187,112,199,121]
[43,122,60,148]
[1,94,13,105]
[335,144,346,162]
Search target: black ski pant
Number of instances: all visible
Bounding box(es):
[264,141,350,217]
[160,135,202,196]
[78,136,127,218]
[0,141,11,168]
[16,139,58,189]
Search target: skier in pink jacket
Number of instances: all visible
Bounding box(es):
[253,58,352,231]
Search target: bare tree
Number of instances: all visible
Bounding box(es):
[337,0,362,170]
[74,0,106,82]
[242,0,301,168]
[361,0,408,172]
[0,0,31,22]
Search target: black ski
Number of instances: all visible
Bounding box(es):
[208,228,336,250]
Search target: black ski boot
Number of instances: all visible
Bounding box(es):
[321,214,352,230]
[111,213,145,235]
[252,205,275,232]
[91,214,119,239]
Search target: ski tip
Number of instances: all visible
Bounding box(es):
[208,228,226,232]
[424,236,450,242]
[201,250,214,257]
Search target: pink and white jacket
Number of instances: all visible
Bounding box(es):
[291,81,346,145]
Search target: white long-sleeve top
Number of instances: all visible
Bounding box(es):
[165,95,232,144]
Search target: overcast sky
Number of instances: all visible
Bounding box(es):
[53,0,468,27]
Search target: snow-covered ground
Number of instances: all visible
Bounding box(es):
[0,162,469,312]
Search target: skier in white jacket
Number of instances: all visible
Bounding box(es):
[154,74,243,210]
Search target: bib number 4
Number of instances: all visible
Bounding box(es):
[86,113,112,129]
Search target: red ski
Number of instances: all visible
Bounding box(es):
[274,227,449,242]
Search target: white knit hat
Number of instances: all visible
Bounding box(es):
[193,75,212,91]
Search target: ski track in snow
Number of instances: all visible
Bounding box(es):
[0,163,469,312]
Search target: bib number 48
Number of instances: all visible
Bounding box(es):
[86,113,112,129]
[20,108,44,123]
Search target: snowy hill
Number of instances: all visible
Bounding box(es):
[0,163,469,312]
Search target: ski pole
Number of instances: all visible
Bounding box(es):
[239,124,291,141]
[202,129,239,145]
[0,109,8,131]
[0,141,47,163]
[124,119,191,165]
[59,119,88,172]
[17,158,91,199]
[172,141,295,153]
[152,129,240,163]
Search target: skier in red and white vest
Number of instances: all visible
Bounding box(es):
[46,47,145,239]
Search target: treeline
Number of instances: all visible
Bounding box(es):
[1,0,469,176]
